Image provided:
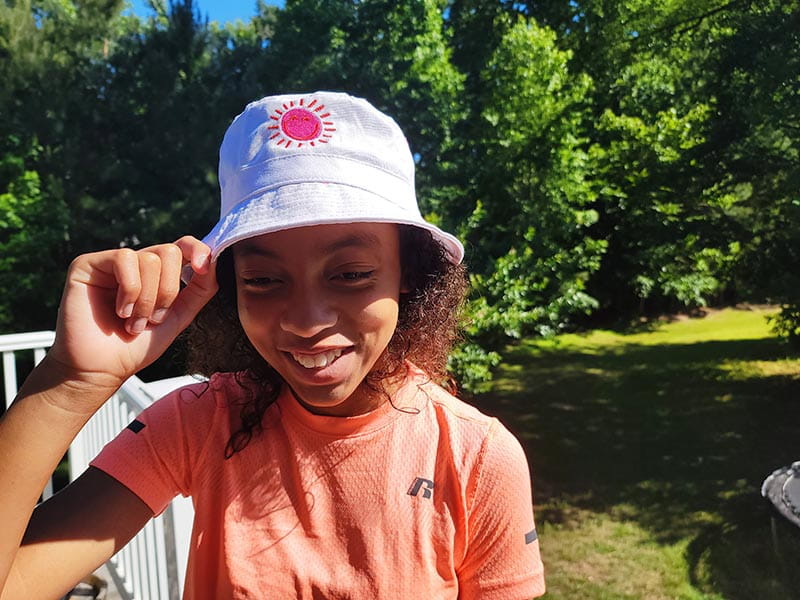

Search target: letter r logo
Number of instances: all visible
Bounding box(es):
[407,477,434,499]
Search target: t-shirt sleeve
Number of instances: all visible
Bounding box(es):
[90,381,216,516]
[457,421,545,599]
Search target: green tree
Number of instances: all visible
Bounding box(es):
[0,139,68,332]
[703,1,800,337]
[542,0,756,317]
[0,0,129,329]
[457,17,605,343]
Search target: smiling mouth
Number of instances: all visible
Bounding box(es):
[290,348,345,369]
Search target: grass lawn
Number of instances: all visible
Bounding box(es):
[472,307,800,599]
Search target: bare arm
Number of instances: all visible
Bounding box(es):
[0,237,217,598]
[4,468,153,600]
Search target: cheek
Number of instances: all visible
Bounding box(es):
[358,297,400,341]
[236,296,276,346]
[237,296,255,328]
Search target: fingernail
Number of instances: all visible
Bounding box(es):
[121,303,134,318]
[181,264,194,283]
[151,308,168,323]
[129,317,148,334]
[194,254,210,272]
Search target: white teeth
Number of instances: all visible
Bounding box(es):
[291,349,343,369]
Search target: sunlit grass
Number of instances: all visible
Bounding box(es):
[473,307,800,599]
[540,508,722,600]
[525,307,780,354]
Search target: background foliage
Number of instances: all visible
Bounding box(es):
[1,0,798,390]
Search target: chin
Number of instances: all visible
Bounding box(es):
[289,378,379,416]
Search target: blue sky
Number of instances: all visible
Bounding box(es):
[125,0,282,24]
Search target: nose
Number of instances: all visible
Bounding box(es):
[279,288,338,337]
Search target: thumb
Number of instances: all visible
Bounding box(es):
[164,261,220,335]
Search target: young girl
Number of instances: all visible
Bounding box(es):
[0,92,545,599]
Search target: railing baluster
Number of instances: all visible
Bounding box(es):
[129,532,140,598]
[33,347,46,365]
[145,519,159,599]
[154,514,169,599]
[3,350,17,409]
[122,544,134,597]
[41,477,54,501]
[139,528,149,598]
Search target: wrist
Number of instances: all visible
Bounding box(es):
[16,354,124,417]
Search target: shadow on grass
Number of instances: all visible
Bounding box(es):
[473,336,800,599]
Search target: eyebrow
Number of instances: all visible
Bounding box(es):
[322,231,383,254]
[234,230,384,259]
[233,243,280,260]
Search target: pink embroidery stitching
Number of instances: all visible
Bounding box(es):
[268,97,336,147]
[282,108,321,141]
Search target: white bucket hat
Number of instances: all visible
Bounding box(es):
[200,91,464,264]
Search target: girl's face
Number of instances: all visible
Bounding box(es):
[232,222,402,416]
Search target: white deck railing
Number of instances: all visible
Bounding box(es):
[1,331,194,600]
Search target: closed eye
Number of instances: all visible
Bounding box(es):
[335,270,375,282]
[241,276,281,287]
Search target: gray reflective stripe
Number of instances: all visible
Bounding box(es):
[525,529,538,544]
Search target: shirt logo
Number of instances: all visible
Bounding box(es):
[525,529,538,544]
[407,477,434,499]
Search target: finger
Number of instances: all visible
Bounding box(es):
[144,244,183,324]
[174,236,211,274]
[125,251,162,335]
[161,258,219,334]
[111,249,143,319]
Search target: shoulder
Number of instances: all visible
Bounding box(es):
[409,369,512,437]
[407,368,527,469]
[406,364,494,425]
[137,372,249,431]
[422,382,489,421]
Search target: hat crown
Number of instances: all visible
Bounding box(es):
[219,92,415,218]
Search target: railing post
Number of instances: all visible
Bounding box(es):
[0,331,56,410]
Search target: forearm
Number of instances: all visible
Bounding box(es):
[0,356,120,593]
[0,238,215,595]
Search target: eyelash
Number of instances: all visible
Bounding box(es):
[240,271,375,288]
[336,270,375,282]
[242,277,280,287]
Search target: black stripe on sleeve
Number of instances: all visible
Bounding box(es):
[126,419,146,434]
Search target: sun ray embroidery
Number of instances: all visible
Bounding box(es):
[268,97,336,147]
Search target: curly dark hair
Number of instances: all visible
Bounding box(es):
[184,224,468,457]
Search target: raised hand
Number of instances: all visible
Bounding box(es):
[46,236,219,394]
[0,240,218,598]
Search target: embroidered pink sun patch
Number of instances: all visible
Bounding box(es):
[268,98,336,148]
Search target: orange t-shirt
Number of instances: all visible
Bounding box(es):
[91,365,545,599]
